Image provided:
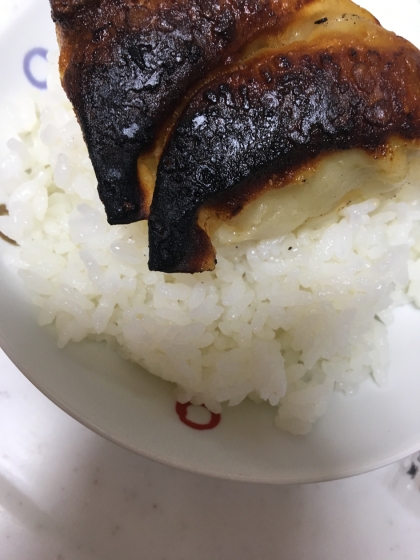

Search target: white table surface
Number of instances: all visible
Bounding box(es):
[1,347,419,560]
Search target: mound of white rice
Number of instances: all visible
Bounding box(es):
[2,53,420,434]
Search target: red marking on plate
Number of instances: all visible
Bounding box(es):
[176,401,221,430]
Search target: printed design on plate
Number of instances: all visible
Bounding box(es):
[176,402,221,431]
[23,48,48,89]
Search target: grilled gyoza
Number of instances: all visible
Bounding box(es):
[51,0,420,272]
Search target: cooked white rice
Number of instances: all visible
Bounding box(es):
[2,53,420,434]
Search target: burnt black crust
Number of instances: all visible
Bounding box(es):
[52,0,311,224]
[148,46,420,273]
[65,26,209,224]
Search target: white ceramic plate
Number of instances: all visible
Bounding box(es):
[1,0,420,484]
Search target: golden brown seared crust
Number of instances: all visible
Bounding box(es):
[50,0,317,225]
[148,39,420,272]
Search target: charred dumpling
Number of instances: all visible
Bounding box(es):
[50,0,318,224]
[51,0,420,273]
[148,43,420,271]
